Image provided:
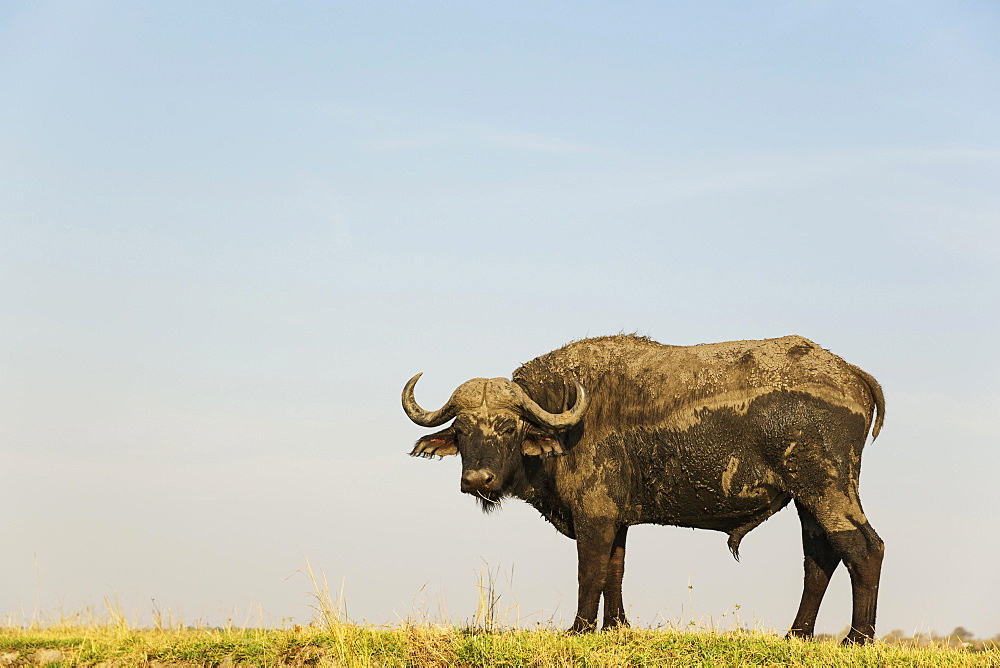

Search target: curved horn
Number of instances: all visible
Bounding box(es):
[401,373,458,427]
[510,378,589,431]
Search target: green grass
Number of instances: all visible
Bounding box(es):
[4,566,994,665]
[2,624,998,666]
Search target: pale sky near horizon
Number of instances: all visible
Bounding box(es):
[2,2,999,637]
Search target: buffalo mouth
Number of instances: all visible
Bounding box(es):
[461,485,502,503]
[471,489,502,513]
[460,468,504,511]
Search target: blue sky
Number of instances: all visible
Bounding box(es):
[2,2,999,636]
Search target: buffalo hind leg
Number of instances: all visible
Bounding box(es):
[794,494,884,645]
[569,518,617,633]
[833,520,884,644]
[601,525,629,629]
[787,501,841,639]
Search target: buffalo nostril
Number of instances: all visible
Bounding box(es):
[461,469,496,492]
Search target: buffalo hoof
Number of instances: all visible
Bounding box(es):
[841,632,875,646]
[567,619,597,634]
[602,617,630,631]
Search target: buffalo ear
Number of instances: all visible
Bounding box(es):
[410,428,458,458]
[521,432,565,457]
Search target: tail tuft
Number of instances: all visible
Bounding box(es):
[848,363,885,440]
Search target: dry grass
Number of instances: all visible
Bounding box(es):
[3,565,996,665]
[2,623,999,666]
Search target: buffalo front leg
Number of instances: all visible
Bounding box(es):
[602,525,629,629]
[569,518,617,633]
[787,501,841,639]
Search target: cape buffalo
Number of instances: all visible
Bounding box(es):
[402,334,885,644]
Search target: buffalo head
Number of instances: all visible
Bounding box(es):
[402,374,587,505]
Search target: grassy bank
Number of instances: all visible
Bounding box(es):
[2,624,998,666]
